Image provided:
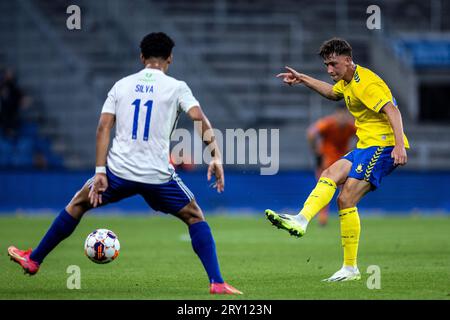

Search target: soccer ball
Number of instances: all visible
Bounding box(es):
[84,229,120,264]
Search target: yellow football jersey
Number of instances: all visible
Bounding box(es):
[332,64,409,149]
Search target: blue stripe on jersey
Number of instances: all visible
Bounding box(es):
[143,100,153,141]
[131,99,140,140]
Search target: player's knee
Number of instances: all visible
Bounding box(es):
[320,167,333,179]
[337,192,355,210]
[176,201,205,225]
[185,208,205,225]
[72,190,90,208]
[67,189,91,219]
[188,215,204,225]
[320,167,340,184]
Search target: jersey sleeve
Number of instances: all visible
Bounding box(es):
[101,83,117,114]
[178,81,200,113]
[332,81,344,99]
[358,83,392,113]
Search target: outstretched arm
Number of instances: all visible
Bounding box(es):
[277,66,340,101]
[89,113,115,207]
[381,102,407,166]
[187,106,224,193]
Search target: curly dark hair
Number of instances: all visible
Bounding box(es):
[140,32,175,60]
[319,38,352,59]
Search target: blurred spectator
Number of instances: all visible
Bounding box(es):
[0,68,26,138]
[0,67,62,170]
[307,105,356,226]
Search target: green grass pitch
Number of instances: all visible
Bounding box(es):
[0,214,449,300]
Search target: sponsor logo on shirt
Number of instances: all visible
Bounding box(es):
[139,73,156,82]
[373,99,383,110]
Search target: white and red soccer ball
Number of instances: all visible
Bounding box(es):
[84,229,120,264]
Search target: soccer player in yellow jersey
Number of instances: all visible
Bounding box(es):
[265,38,409,281]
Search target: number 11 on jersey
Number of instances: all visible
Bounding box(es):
[131,99,153,141]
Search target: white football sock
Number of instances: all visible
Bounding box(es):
[293,213,309,231]
[343,265,359,273]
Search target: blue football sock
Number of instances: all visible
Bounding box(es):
[30,209,80,264]
[189,221,224,284]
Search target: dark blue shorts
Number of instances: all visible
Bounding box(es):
[342,146,397,190]
[87,168,194,214]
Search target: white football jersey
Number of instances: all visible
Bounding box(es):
[101,68,199,184]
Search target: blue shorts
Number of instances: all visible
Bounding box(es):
[87,168,194,214]
[342,146,397,190]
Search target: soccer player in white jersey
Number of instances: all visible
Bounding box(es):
[8,32,242,295]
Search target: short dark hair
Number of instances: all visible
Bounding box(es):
[319,38,352,59]
[140,32,175,60]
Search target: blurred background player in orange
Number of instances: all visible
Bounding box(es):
[307,105,356,226]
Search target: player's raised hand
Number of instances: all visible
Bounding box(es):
[207,158,225,193]
[391,145,407,166]
[88,173,108,208]
[276,66,303,86]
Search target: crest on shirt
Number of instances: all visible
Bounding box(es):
[356,163,364,173]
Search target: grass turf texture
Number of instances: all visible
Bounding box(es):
[0,214,449,300]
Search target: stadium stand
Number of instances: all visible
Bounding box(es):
[0,67,63,169]
[1,0,449,170]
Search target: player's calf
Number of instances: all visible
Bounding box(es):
[174,200,205,226]
[8,181,94,273]
[26,209,81,265]
[175,200,241,292]
[337,192,356,209]
[336,178,371,209]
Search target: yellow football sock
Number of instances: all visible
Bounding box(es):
[339,207,361,267]
[299,177,337,222]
